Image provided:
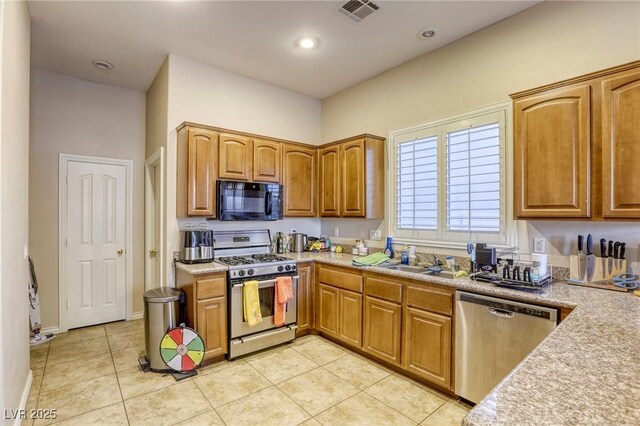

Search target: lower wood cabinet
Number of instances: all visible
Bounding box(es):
[296,262,314,335]
[175,270,228,360]
[363,295,401,366]
[196,296,227,358]
[317,283,339,336]
[402,306,452,389]
[338,289,363,347]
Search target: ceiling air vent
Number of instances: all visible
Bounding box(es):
[338,0,381,22]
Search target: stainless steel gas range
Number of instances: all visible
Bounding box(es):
[213,229,298,359]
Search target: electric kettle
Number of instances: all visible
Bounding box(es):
[288,233,308,253]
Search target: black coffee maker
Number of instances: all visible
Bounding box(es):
[180,230,214,264]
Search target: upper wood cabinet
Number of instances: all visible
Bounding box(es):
[319,135,385,218]
[176,125,218,217]
[253,138,281,183]
[601,67,640,218]
[319,146,341,217]
[218,133,252,181]
[513,85,591,218]
[511,60,640,220]
[282,144,317,217]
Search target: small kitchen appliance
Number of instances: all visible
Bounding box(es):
[288,233,307,253]
[180,230,214,264]
[212,229,298,358]
[217,180,283,221]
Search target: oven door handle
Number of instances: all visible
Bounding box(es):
[232,276,299,288]
[231,325,298,345]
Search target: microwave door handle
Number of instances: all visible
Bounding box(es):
[265,191,272,216]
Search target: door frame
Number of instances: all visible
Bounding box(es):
[58,154,134,333]
[144,147,165,290]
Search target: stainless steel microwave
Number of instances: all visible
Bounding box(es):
[217,180,283,221]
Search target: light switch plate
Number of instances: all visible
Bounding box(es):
[533,238,546,254]
[369,230,382,241]
[333,228,339,237]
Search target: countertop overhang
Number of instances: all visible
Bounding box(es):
[175,252,640,425]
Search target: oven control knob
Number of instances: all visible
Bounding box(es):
[278,266,284,272]
[238,270,245,277]
[292,264,296,270]
[285,265,291,271]
[248,269,254,276]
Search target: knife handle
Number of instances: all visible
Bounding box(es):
[608,240,614,257]
[620,243,626,260]
[600,239,607,257]
[586,234,593,255]
[578,235,583,253]
[613,242,621,259]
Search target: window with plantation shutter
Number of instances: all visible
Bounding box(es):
[390,105,513,247]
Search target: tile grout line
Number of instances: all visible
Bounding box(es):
[108,333,131,426]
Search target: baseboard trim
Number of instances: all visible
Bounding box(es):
[130,311,144,320]
[40,326,60,335]
[14,370,33,425]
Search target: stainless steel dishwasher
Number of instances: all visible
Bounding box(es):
[455,291,557,404]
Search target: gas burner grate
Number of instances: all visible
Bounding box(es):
[216,256,256,266]
[251,254,290,263]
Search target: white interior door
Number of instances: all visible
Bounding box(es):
[66,160,127,328]
[150,163,161,286]
[145,148,164,290]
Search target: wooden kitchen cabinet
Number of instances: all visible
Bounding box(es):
[319,145,341,216]
[175,270,227,360]
[363,296,401,366]
[511,60,640,220]
[296,262,314,336]
[403,306,452,389]
[319,134,385,218]
[218,133,252,181]
[316,265,363,348]
[176,125,218,217]
[253,138,281,183]
[601,67,640,218]
[282,144,317,216]
[513,84,591,218]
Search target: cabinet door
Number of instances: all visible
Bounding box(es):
[253,138,281,183]
[296,263,314,335]
[513,85,591,218]
[196,296,227,359]
[218,133,252,181]
[282,144,317,216]
[403,307,452,389]
[317,284,339,337]
[319,145,340,217]
[187,127,218,216]
[338,289,363,348]
[340,139,366,217]
[601,68,640,217]
[363,296,401,365]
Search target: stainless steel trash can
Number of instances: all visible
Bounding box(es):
[143,287,181,371]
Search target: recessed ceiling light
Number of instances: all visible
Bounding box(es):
[418,28,436,39]
[296,37,318,50]
[92,59,113,70]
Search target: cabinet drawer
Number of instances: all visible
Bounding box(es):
[196,276,226,300]
[406,284,453,316]
[364,274,402,303]
[318,265,362,293]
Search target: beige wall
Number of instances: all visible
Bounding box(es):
[146,57,169,158]
[0,0,31,412]
[321,1,640,267]
[145,54,323,285]
[29,69,146,329]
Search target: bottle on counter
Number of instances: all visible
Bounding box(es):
[276,232,284,254]
[401,245,409,265]
[383,236,395,259]
[409,246,417,266]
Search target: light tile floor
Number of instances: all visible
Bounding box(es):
[29,320,470,425]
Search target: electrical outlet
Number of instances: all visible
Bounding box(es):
[173,251,181,261]
[533,238,546,254]
[24,243,29,260]
[369,230,382,241]
[333,227,339,237]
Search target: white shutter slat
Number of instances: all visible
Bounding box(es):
[446,122,501,233]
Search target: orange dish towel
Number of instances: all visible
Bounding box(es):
[274,276,294,327]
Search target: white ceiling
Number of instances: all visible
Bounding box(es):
[28,1,539,99]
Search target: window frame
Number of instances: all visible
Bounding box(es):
[388,102,516,249]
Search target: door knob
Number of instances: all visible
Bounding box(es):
[149,248,158,257]
[117,249,124,255]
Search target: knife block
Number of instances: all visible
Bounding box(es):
[569,255,626,283]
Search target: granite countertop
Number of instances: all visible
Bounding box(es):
[174,261,228,274]
[284,252,640,425]
[177,251,640,424]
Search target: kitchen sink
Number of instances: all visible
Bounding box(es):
[379,264,457,279]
